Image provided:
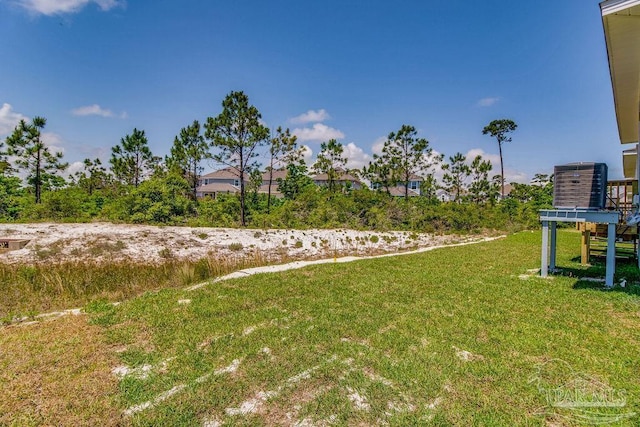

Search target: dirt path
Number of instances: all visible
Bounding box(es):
[187,235,505,290]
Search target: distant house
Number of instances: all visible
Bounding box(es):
[312,168,363,190]
[196,168,243,198]
[259,169,287,198]
[370,174,423,197]
[502,183,513,198]
[196,167,288,198]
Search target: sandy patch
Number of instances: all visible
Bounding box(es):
[0,222,472,265]
[214,359,241,375]
[453,346,484,362]
[346,387,370,411]
[124,357,242,417]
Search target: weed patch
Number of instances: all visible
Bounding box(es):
[0,251,269,318]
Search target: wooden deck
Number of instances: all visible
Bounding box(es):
[576,179,639,265]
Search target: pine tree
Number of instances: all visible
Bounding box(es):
[312,139,346,192]
[442,152,470,203]
[381,125,439,200]
[5,116,67,203]
[110,128,154,188]
[205,91,269,226]
[482,119,518,198]
[166,120,210,200]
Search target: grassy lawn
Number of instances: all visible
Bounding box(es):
[1,229,640,426]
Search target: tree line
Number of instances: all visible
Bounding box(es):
[0,91,551,231]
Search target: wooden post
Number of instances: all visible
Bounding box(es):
[541,221,549,278]
[606,222,616,287]
[550,222,557,270]
[581,228,591,265]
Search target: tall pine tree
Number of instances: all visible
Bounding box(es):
[166,120,210,200]
[110,128,154,188]
[5,116,67,203]
[205,91,269,226]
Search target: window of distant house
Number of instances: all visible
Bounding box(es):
[409,181,419,190]
[234,179,240,187]
[371,182,381,190]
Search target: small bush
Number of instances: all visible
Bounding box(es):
[158,248,173,259]
[228,243,243,251]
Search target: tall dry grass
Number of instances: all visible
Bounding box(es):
[0,250,271,322]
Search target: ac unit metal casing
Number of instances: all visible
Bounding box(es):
[553,163,608,210]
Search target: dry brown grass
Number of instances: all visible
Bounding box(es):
[0,250,272,320]
[0,315,120,426]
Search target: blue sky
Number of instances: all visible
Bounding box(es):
[0,0,622,182]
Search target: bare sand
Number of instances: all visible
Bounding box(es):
[0,223,480,265]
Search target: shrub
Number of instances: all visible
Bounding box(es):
[228,243,243,251]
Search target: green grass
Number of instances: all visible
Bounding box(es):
[78,230,640,425]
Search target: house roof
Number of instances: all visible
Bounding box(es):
[262,169,288,181]
[601,0,640,144]
[196,182,239,193]
[200,168,290,182]
[387,186,421,197]
[312,169,361,183]
[200,167,241,180]
[503,183,514,197]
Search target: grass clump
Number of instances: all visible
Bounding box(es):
[228,242,243,251]
[158,248,173,259]
[0,251,269,319]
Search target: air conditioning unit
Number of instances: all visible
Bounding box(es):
[553,162,607,210]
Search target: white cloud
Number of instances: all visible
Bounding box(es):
[466,148,500,165]
[476,97,500,107]
[464,148,528,183]
[64,160,85,178]
[0,103,28,135]
[14,0,123,15]
[71,104,121,118]
[292,123,345,142]
[42,132,65,154]
[343,142,372,170]
[301,145,313,164]
[371,136,386,155]
[418,149,445,180]
[290,109,330,124]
